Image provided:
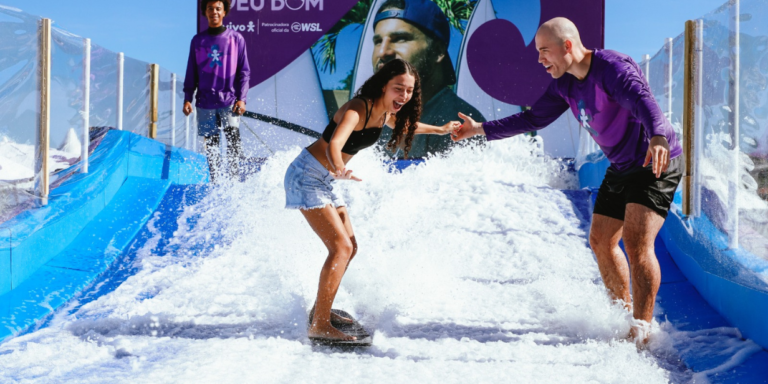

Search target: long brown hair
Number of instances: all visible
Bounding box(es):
[354,59,422,157]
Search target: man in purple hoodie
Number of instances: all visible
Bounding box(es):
[453,17,682,344]
[183,0,250,182]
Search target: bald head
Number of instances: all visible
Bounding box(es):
[537,17,583,49]
[534,17,592,79]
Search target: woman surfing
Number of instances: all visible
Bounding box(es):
[284,59,459,342]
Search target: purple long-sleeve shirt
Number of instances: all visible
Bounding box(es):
[482,49,681,172]
[184,28,250,110]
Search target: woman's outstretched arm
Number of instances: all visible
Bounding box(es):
[325,99,367,180]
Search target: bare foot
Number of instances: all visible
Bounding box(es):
[628,319,652,348]
[331,312,354,324]
[308,304,354,325]
[308,322,356,341]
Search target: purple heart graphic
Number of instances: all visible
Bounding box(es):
[467,19,550,107]
[467,0,605,107]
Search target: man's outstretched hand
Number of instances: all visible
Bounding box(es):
[452,112,485,142]
[643,135,670,178]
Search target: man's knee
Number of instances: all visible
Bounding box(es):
[623,204,664,258]
[622,231,654,261]
[589,229,616,254]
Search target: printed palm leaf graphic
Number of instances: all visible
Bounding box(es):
[433,0,474,33]
[312,0,373,74]
[312,0,476,74]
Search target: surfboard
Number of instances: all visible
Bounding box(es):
[308,309,373,347]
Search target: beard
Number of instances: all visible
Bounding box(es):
[373,49,439,84]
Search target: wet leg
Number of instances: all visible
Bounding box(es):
[204,133,221,183]
[224,126,242,180]
[301,205,356,341]
[308,206,357,325]
[589,213,631,308]
[623,203,664,343]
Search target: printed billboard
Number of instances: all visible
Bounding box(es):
[194,0,605,159]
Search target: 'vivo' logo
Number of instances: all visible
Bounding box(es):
[291,22,322,32]
[233,0,323,11]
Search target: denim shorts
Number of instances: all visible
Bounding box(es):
[284,149,346,210]
[197,106,240,137]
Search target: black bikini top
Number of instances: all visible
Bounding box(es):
[321,98,384,155]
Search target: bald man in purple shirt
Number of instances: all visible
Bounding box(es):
[453,17,682,345]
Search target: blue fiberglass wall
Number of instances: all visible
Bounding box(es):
[0,129,208,341]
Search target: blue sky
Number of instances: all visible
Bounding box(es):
[0,0,729,76]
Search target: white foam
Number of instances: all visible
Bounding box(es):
[0,138,683,383]
[0,134,80,181]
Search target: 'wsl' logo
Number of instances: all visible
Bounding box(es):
[291,22,322,32]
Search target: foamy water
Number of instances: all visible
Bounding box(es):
[0,138,694,383]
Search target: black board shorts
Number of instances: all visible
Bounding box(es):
[593,156,682,221]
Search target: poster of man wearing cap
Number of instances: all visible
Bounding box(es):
[368,0,486,158]
[312,0,486,159]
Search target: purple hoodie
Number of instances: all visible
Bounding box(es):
[183,28,250,110]
[482,49,682,172]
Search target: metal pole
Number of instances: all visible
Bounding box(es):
[728,0,740,248]
[643,54,650,82]
[149,64,159,139]
[117,52,124,130]
[185,113,190,150]
[193,109,198,152]
[171,73,176,147]
[82,38,91,173]
[667,37,674,122]
[682,21,695,216]
[37,18,51,206]
[694,18,704,217]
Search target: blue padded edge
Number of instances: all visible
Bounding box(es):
[578,157,610,189]
[0,177,169,341]
[0,130,209,342]
[0,131,209,295]
[0,132,130,290]
[661,197,768,351]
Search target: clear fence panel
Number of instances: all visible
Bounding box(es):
[174,75,188,149]
[123,56,149,135]
[734,0,768,259]
[49,27,85,174]
[0,7,40,218]
[89,43,118,129]
[647,48,669,119]
[699,0,768,264]
[156,67,173,146]
[671,34,686,139]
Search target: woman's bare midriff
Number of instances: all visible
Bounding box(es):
[306,139,354,172]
